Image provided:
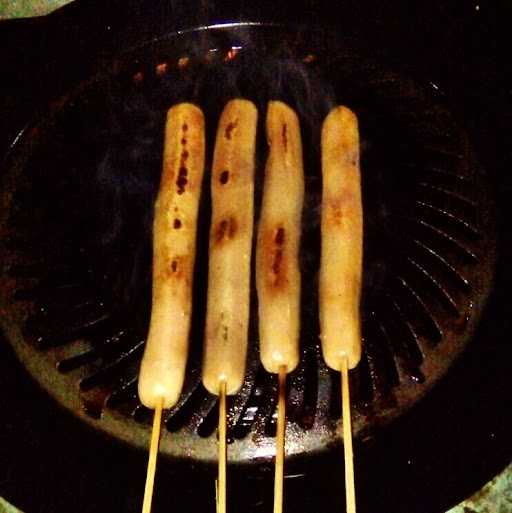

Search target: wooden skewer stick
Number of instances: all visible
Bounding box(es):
[340,356,356,513]
[142,398,164,513]
[217,380,228,513]
[273,365,287,513]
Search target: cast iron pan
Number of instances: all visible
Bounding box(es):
[3,1,506,511]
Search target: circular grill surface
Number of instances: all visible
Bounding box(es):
[0,24,495,464]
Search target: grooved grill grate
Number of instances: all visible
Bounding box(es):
[0,24,494,463]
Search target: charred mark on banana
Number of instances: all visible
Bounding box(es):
[225,120,238,140]
[214,217,237,243]
[219,170,230,185]
[270,227,286,286]
[176,166,188,194]
[275,227,285,245]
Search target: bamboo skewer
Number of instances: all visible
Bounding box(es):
[142,398,164,513]
[217,380,228,513]
[341,357,356,513]
[273,365,287,513]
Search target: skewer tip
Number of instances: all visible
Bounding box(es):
[217,381,228,513]
[340,357,356,513]
[273,365,287,513]
[141,398,164,513]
